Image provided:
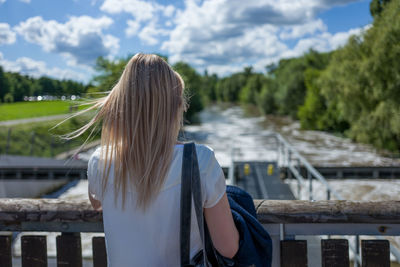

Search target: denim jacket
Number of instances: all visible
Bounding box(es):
[226,185,273,267]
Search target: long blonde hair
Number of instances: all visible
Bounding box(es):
[66,53,186,209]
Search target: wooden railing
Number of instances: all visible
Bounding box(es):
[0,199,399,267]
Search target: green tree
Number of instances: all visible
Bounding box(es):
[239,73,266,105]
[0,66,10,102]
[370,0,391,18]
[202,70,218,102]
[257,77,277,114]
[271,50,332,118]
[298,69,349,131]
[7,73,32,101]
[318,0,400,151]
[173,62,204,123]
[92,56,130,92]
[215,73,247,102]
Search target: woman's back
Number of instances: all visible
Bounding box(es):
[88,143,226,267]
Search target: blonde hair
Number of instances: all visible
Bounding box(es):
[65,53,186,209]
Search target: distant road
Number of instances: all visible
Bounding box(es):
[0,114,70,126]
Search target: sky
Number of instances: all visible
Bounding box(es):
[0,0,373,83]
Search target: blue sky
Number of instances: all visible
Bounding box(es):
[0,0,372,83]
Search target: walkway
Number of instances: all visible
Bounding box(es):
[0,114,70,127]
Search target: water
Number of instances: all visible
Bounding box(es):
[12,105,400,263]
[79,105,400,167]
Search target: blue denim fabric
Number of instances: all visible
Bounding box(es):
[226,185,273,267]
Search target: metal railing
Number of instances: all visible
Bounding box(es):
[228,132,400,265]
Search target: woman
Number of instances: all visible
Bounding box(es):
[81,53,239,266]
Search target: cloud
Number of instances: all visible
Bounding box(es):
[125,20,140,37]
[101,0,157,22]
[100,0,175,44]
[280,19,327,40]
[162,0,364,75]
[14,15,119,66]
[138,21,170,45]
[0,52,88,81]
[288,25,371,57]
[0,23,16,45]
[19,0,30,3]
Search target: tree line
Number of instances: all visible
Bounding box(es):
[0,69,88,102]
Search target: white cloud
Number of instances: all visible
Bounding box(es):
[14,15,119,66]
[280,19,327,40]
[100,0,175,44]
[125,20,140,37]
[138,21,169,45]
[0,23,16,45]
[100,0,157,22]
[19,0,31,3]
[0,53,88,81]
[288,25,371,57]
[161,0,364,75]
[0,0,6,4]
[163,5,175,17]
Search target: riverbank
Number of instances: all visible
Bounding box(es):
[0,114,99,157]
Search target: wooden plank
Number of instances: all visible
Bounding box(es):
[254,200,400,224]
[280,240,307,267]
[0,235,12,267]
[92,236,107,267]
[21,235,47,267]
[56,233,82,267]
[321,239,349,267]
[1,199,400,225]
[361,240,390,267]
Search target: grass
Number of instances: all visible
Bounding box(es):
[0,114,100,157]
[0,100,90,121]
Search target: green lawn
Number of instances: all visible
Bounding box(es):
[0,100,88,121]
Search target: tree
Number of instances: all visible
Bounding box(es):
[202,70,218,102]
[264,50,331,118]
[317,0,400,151]
[173,62,204,123]
[92,56,130,92]
[258,78,277,114]
[239,73,266,105]
[370,0,391,18]
[0,66,10,102]
[215,73,247,102]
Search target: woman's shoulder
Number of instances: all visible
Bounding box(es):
[87,147,102,173]
[195,143,214,154]
[193,144,220,170]
[176,143,215,157]
[88,147,102,165]
[190,143,217,164]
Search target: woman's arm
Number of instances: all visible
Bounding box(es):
[204,192,239,259]
[88,189,102,211]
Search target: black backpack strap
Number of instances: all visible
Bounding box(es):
[190,143,209,265]
[180,142,210,266]
[180,143,193,266]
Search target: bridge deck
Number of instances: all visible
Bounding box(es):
[234,161,323,266]
[234,161,295,200]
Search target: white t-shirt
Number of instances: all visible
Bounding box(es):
[87,144,226,267]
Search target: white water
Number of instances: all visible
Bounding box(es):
[12,105,400,261]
